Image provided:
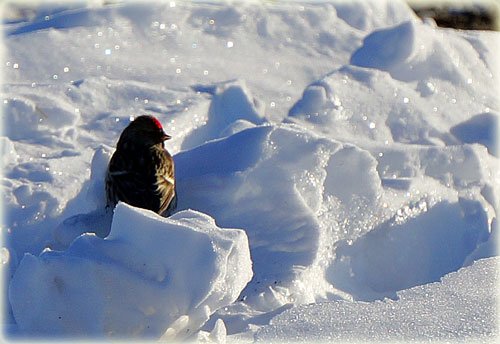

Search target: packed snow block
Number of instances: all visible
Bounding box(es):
[324,145,382,207]
[464,218,498,265]
[9,203,252,340]
[52,209,113,250]
[287,66,426,144]
[376,144,494,197]
[289,49,494,148]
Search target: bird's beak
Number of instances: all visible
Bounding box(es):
[162,133,172,141]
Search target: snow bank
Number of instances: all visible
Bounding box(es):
[175,124,338,306]
[256,257,499,342]
[9,203,252,340]
[289,66,496,150]
[334,0,417,31]
[283,16,498,308]
[351,19,494,85]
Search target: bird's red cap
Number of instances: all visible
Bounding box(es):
[151,116,163,130]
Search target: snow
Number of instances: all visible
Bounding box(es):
[1,0,499,342]
[256,256,499,342]
[10,203,252,340]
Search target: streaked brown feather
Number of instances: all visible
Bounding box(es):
[105,115,177,216]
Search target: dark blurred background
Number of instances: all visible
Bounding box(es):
[409,0,499,30]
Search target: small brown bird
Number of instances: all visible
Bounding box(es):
[105,115,177,216]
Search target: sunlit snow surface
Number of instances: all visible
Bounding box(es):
[257,257,498,342]
[1,0,499,342]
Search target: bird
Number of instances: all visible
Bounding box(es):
[105,115,177,216]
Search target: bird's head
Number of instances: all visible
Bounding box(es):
[117,115,171,148]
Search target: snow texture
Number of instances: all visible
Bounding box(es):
[1,0,498,341]
[256,257,499,342]
[9,203,252,340]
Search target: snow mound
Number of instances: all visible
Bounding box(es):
[334,0,417,31]
[9,203,252,340]
[175,124,340,306]
[288,64,496,148]
[350,20,491,84]
[184,79,265,149]
[351,21,419,72]
[451,112,499,157]
[256,257,499,342]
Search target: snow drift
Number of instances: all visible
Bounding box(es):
[9,203,252,340]
[256,256,498,342]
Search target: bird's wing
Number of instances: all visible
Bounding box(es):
[152,148,177,216]
[106,151,160,212]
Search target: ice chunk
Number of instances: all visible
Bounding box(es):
[9,203,252,340]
